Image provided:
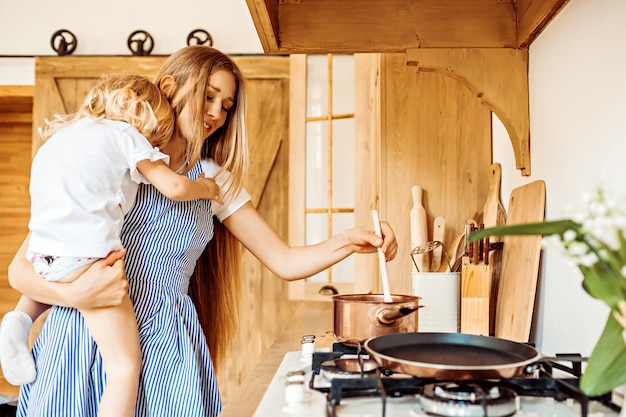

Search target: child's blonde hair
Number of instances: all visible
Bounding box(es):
[40,73,175,149]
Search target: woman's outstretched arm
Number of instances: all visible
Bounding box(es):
[222,202,398,281]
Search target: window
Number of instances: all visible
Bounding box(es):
[289,54,357,299]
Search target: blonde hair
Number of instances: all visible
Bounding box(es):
[155,46,248,368]
[154,45,248,199]
[41,74,175,149]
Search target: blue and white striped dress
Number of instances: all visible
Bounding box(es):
[17,160,245,417]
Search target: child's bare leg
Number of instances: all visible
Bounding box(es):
[0,296,49,385]
[80,294,141,417]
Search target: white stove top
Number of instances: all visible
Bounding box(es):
[252,351,620,417]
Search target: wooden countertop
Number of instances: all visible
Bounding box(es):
[220,300,334,417]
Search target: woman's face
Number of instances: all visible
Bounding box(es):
[177,69,237,141]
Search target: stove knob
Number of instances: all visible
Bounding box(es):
[301,335,316,356]
[284,380,305,404]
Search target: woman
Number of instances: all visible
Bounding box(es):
[7,46,398,417]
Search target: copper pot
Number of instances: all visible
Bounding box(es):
[332,294,422,346]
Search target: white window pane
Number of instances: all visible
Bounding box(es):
[332,118,355,207]
[306,55,328,117]
[306,213,328,283]
[306,121,328,209]
[331,212,355,283]
[306,212,327,245]
[332,55,355,115]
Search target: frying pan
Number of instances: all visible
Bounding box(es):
[364,332,543,380]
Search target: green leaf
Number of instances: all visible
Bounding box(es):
[468,220,580,242]
[581,312,626,396]
[580,264,626,308]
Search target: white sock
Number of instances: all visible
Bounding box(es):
[0,311,36,385]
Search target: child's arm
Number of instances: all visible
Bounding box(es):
[136,159,224,203]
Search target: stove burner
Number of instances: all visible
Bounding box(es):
[320,357,379,380]
[420,382,519,417]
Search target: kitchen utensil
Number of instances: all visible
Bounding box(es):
[495,180,546,342]
[410,241,451,273]
[431,216,445,272]
[332,294,422,347]
[446,231,466,272]
[371,209,392,302]
[412,271,460,333]
[481,163,507,239]
[410,185,429,272]
[364,332,544,380]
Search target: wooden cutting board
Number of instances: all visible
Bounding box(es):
[494,180,546,342]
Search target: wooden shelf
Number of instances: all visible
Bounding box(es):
[245,0,570,54]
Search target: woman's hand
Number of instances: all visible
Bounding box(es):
[346,220,398,261]
[69,251,129,310]
[9,234,129,309]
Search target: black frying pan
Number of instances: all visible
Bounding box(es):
[364,332,543,380]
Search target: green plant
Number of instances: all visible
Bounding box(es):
[470,188,626,396]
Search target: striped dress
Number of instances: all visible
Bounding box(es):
[17,161,231,417]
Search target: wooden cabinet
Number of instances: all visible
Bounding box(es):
[245,0,569,54]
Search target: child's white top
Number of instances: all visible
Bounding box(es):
[28,118,169,258]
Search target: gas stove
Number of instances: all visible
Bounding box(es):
[252,340,621,417]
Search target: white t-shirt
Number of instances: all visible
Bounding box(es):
[200,158,251,222]
[28,118,169,258]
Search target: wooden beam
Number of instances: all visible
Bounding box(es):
[248,0,517,54]
[246,0,280,54]
[517,0,572,47]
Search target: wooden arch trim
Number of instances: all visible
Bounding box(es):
[406,48,531,176]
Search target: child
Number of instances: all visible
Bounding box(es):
[0,73,222,417]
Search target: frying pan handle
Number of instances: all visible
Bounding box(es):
[376,301,423,325]
[524,354,587,374]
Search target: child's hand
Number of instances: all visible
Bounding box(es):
[197,173,224,204]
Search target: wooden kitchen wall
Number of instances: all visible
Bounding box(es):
[355,53,493,295]
[0,86,33,397]
[0,56,297,403]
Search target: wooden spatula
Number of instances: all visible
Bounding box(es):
[481,163,507,239]
[410,185,429,272]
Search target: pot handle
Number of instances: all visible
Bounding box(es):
[376,301,423,325]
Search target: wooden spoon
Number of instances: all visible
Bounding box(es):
[372,210,392,302]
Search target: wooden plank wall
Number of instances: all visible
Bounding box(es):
[0,87,33,398]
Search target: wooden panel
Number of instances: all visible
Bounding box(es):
[379,53,492,295]
[354,53,382,294]
[246,0,569,54]
[0,92,32,397]
[406,48,531,175]
[517,0,572,47]
[248,0,518,54]
[245,0,280,53]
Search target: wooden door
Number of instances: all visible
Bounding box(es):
[28,54,294,402]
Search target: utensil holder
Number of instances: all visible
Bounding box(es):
[411,271,460,333]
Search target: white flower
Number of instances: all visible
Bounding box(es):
[563,229,577,242]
